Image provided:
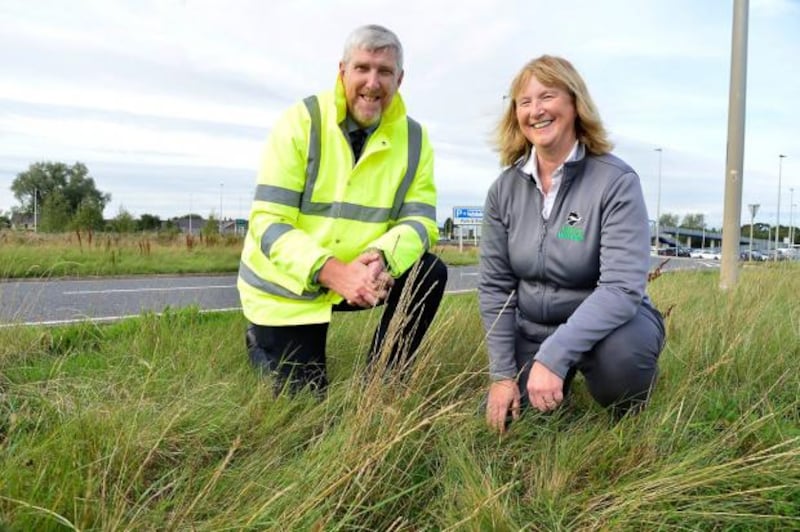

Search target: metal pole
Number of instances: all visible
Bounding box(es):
[654,148,662,251]
[189,193,193,235]
[33,188,38,232]
[789,188,795,247]
[775,154,786,259]
[747,203,759,260]
[720,0,749,290]
[219,183,224,234]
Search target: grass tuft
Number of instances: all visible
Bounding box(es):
[0,265,798,529]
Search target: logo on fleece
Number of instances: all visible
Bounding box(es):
[557,211,585,241]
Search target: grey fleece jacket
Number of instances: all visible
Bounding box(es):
[479,149,656,380]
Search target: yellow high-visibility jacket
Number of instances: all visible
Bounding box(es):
[238,78,438,326]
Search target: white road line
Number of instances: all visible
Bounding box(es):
[2,287,479,328]
[63,285,235,295]
[0,307,243,328]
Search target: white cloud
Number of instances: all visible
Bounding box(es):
[0,0,798,232]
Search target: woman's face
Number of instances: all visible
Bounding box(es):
[515,75,577,159]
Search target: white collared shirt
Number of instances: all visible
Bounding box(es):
[520,142,584,219]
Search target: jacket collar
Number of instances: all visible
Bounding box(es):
[514,142,588,185]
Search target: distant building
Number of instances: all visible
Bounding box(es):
[169,214,205,235]
[220,218,248,235]
[10,213,35,230]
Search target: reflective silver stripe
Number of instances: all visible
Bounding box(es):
[397,219,430,250]
[397,202,436,220]
[390,117,422,220]
[251,192,395,223]
[261,223,293,257]
[254,184,302,207]
[303,201,391,222]
[239,261,322,300]
[300,97,424,223]
[337,202,391,222]
[302,95,322,204]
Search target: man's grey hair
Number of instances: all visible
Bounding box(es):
[342,24,404,71]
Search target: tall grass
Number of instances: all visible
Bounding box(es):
[0,231,242,278]
[430,244,480,267]
[0,232,480,278]
[1,265,798,529]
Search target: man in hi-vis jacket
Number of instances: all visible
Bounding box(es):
[238,24,447,395]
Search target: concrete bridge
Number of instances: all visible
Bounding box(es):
[653,225,771,250]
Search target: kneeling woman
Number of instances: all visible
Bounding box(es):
[480,55,665,432]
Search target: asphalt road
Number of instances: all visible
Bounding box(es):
[0,257,708,326]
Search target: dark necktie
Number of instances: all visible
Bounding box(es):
[349,129,367,161]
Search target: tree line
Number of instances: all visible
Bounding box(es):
[440,211,796,244]
[2,161,797,245]
[657,212,795,243]
[2,161,221,236]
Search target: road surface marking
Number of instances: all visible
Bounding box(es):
[0,307,243,328]
[63,284,235,295]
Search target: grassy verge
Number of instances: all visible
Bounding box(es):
[0,231,243,278]
[1,266,798,529]
[0,231,479,278]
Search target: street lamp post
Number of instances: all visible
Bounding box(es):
[219,183,224,234]
[719,0,748,289]
[654,147,663,251]
[33,188,38,233]
[775,154,786,259]
[748,203,759,260]
[789,187,795,247]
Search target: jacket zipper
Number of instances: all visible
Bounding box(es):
[539,218,548,321]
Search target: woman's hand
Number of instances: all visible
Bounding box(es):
[486,379,520,433]
[526,361,564,412]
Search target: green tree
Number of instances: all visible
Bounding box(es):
[11,161,110,217]
[680,213,706,229]
[659,213,680,228]
[137,213,162,231]
[202,213,220,238]
[39,190,71,232]
[71,198,105,233]
[109,205,136,233]
[0,210,10,229]
[754,222,771,240]
[443,217,454,239]
[742,222,770,240]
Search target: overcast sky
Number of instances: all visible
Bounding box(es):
[1,0,799,228]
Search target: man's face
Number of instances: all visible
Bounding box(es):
[339,47,403,127]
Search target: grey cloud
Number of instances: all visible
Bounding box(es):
[0,97,268,141]
[0,29,294,109]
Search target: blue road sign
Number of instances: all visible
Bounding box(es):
[453,206,483,224]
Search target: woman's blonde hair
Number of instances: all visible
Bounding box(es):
[494,55,613,166]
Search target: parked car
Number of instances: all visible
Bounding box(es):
[739,250,767,261]
[658,246,691,257]
[691,247,721,260]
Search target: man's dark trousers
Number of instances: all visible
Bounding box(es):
[246,252,448,395]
